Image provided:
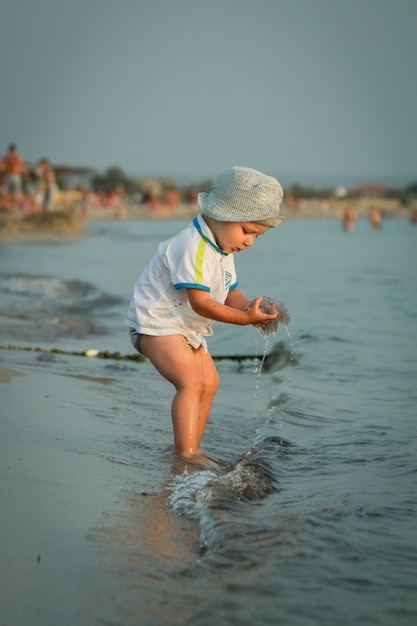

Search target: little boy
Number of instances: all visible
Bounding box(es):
[125,166,285,467]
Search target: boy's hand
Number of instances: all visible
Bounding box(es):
[246,297,291,336]
[245,297,278,324]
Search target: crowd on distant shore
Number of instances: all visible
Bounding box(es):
[2,144,416,228]
[0,144,200,219]
[0,144,59,214]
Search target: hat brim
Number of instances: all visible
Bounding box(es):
[198,192,285,228]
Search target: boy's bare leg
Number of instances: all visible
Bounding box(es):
[192,344,220,448]
[140,335,218,459]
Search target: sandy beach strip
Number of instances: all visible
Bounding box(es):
[0,344,202,625]
[1,348,127,624]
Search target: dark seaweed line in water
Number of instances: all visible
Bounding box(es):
[0,343,296,369]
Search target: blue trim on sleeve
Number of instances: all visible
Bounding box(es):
[174,282,211,292]
[230,281,239,290]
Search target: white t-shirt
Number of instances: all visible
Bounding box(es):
[125,214,238,350]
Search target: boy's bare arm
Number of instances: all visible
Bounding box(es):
[224,288,251,311]
[186,288,277,326]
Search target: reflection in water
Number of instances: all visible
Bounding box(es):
[91,466,209,624]
[90,440,292,624]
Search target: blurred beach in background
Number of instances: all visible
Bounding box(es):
[0,164,416,243]
[2,142,416,243]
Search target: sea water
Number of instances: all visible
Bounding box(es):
[1,216,417,625]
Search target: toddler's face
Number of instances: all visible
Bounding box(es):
[211,221,270,254]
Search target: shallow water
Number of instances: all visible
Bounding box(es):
[1,217,417,625]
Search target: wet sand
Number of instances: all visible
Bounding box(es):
[0,349,142,625]
[0,347,204,625]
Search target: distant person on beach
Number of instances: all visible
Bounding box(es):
[125,166,285,467]
[0,144,26,211]
[37,158,56,211]
[342,204,358,231]
[369,206,382,231]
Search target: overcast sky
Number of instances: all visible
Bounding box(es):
[1,0,416,186]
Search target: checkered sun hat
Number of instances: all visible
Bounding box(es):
[198,166,285,228]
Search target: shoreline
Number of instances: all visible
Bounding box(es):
[0,198,413,244]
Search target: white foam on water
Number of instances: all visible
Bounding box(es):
[0,275,68,298]
[168,448,277,517]
[168,468,217,519]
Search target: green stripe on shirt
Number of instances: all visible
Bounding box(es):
[195,237,207,284]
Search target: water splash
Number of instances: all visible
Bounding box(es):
[253,334,271,418]
[168,444,279,520]
[283,323,295,365]
[252,298,292,416]
[167,439,284,557]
